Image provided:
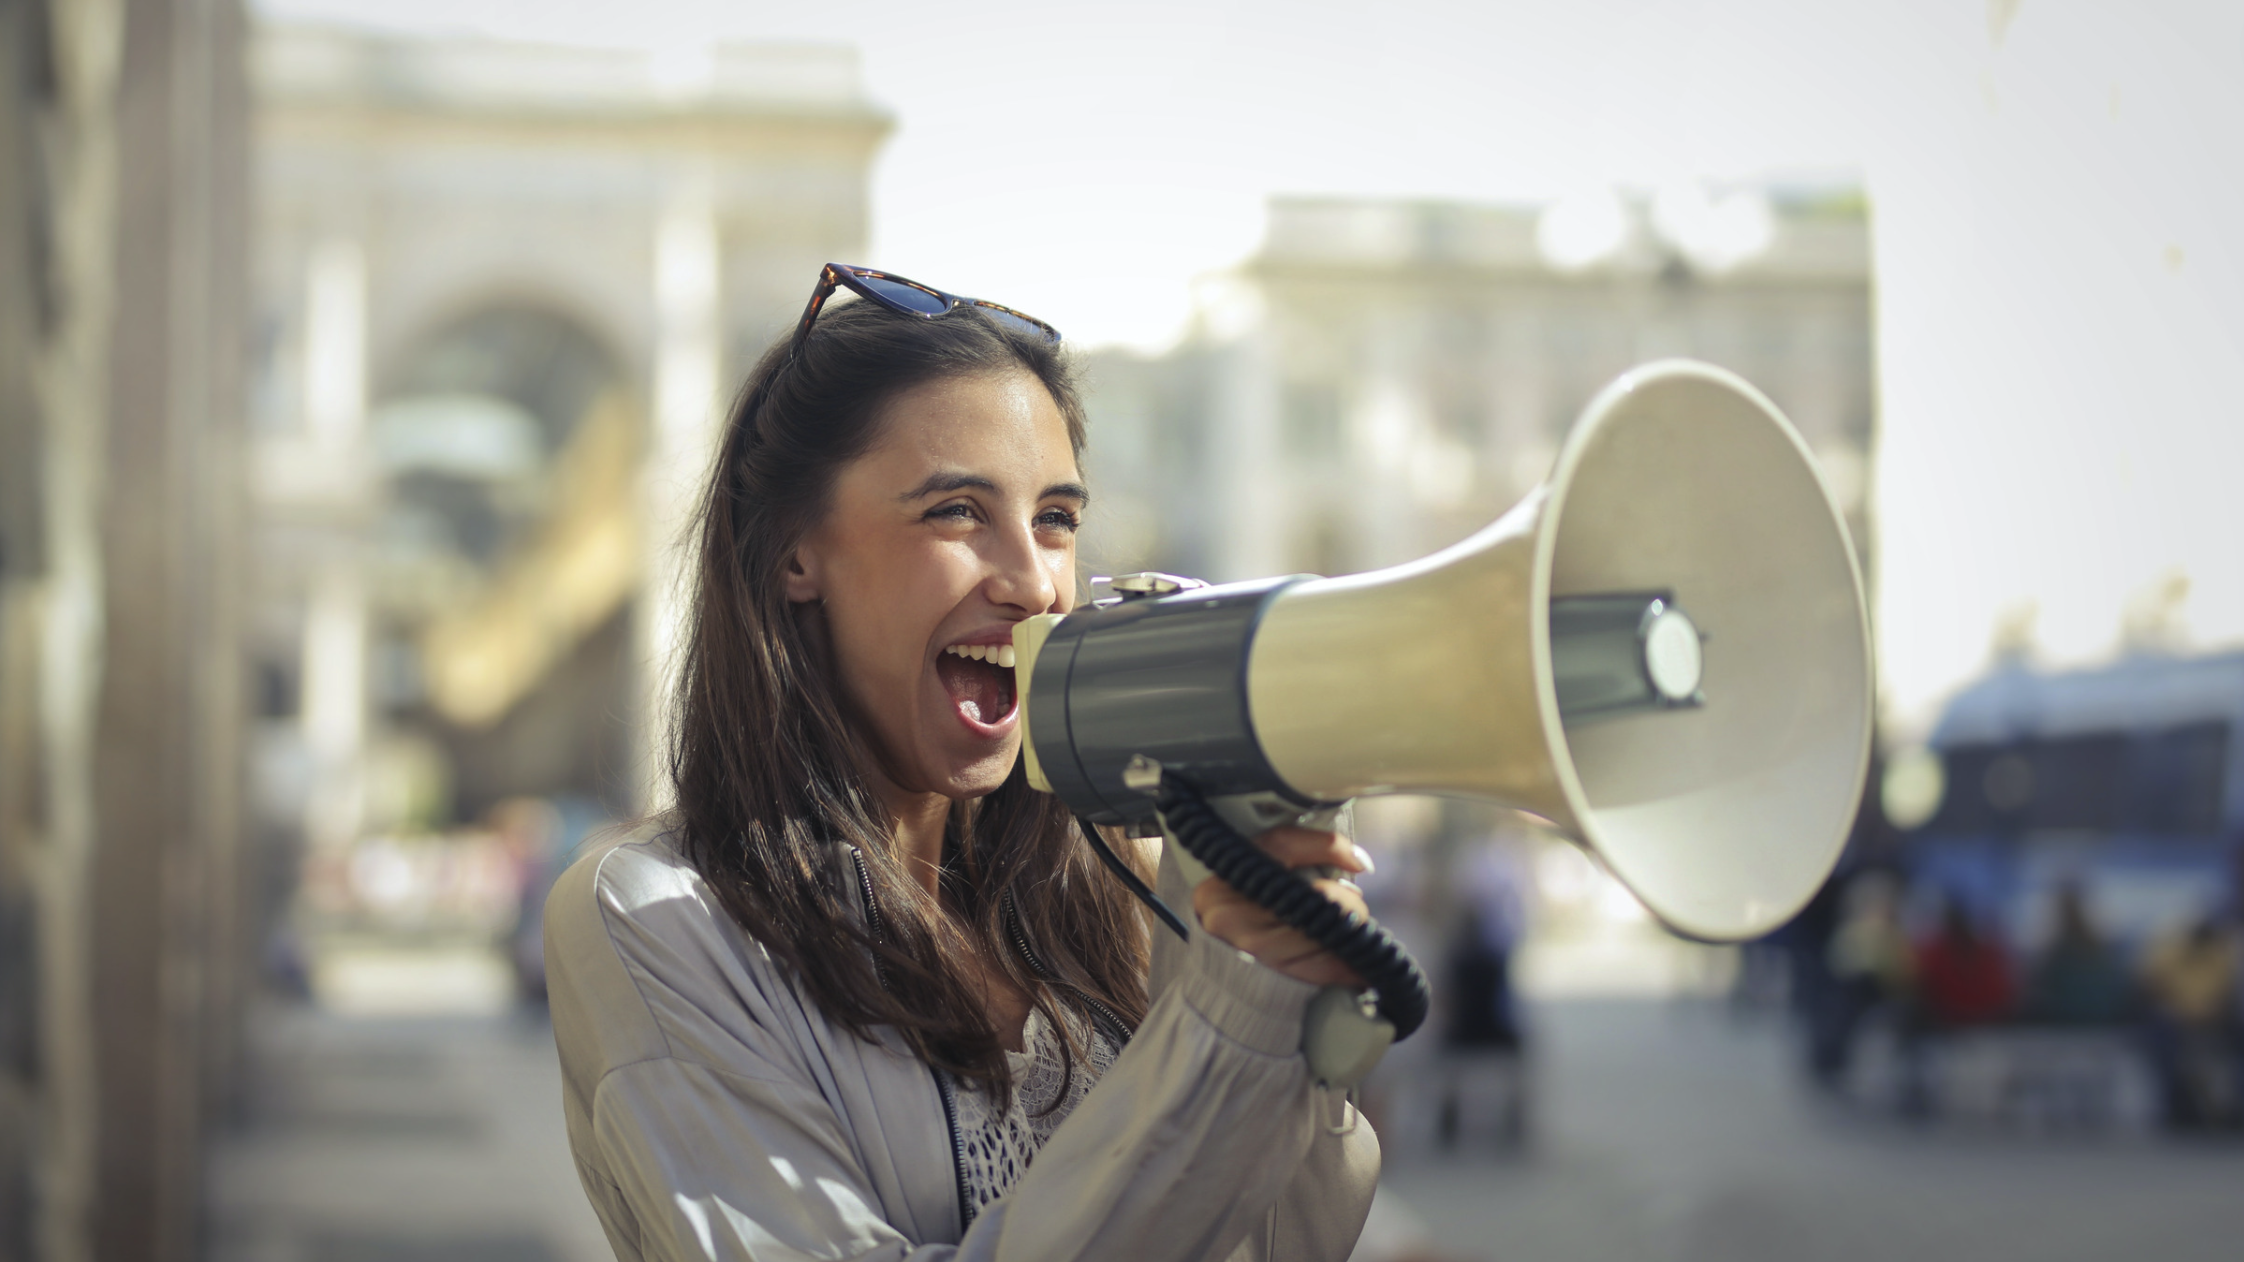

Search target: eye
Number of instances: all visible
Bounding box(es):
[925,502,980,524]
[1036,507,1081,533]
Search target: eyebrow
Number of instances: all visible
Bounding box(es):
[897,471,1091,505]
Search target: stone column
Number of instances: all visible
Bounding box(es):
[0,0,248,1257]
[636,166,721,812]
[88,0,249,1256]
[0,1,70,1250]
[295,238,369,856]
[7,2,131,1257]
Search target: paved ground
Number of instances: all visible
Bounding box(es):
[1375,1000,2244,1262]
[209,994,2244,1262]
[208,1006,609,1262]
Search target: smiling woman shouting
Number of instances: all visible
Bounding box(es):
[543,265,1379,1261]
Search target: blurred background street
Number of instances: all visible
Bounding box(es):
[198,996,2244,1262]
[208,1010,606,1262]
[1376,1000,2244,1262]
[6,1,2244,1259]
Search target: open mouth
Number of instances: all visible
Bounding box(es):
[937,643,1018,728]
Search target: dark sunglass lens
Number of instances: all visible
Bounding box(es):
[984,309,1059,343]
[858,276,949,315]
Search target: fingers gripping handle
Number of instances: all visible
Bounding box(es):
[1147,768,1427,1089]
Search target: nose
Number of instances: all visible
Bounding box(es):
[983,518,1061,615]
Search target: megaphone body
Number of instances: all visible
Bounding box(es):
[1014,360,1873,1081]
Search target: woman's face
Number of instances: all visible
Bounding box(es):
[788,370,1083,803]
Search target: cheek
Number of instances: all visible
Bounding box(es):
[831,581,916,684]
[827,542,970,681]
[1047,545,1078,610]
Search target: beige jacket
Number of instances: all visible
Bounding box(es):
[544,825,1380,1261]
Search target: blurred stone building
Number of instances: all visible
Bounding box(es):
[2,0,250,1258]
[1080,187,1875,977]
[244,23,890,877]
[3,12,890,1257]
[1083,188,1874,587]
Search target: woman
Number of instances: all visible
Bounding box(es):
[545,264,1382,1260]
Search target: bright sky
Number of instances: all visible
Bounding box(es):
[259,0,2244,731]
[257,0,1873,350]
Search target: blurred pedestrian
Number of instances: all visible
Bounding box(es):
[2139,913,2239,1126]
[1914,895,2015,1028]
[496,795,597,1005]
[1896,894,2014,1115]
[1812,870,1911,1088]
[2022,882,2130,1026]
[1435,890,1527,1147]
[1441,903,1522,1053]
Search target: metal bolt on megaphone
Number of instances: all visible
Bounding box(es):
[1015,360,1873,1084]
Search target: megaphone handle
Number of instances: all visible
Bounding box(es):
[1151,771,1432,1046]
[1145,805,1397,1087]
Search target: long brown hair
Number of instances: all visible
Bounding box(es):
[668,298,1149,1097]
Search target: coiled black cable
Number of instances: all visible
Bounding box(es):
[1152,770,1431,1041]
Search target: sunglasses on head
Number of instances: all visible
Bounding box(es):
[788,263,1062,362]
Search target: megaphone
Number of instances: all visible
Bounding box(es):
[1011,360,1872,1081]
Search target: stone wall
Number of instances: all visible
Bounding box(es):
[0,1,249,1258]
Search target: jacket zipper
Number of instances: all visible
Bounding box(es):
[1003,893,1135,1049]
[930,1064,973,1229]
[846,845,890,992]
[850,845,972,1230]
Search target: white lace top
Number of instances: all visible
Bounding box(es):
[951,1005,1120,1215]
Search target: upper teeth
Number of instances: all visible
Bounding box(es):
[945,643,1018,669]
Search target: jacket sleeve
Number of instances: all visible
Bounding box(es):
[585,1055,933,1261]
[1091,842,1381,1262]
[550,836,1377,1262]
[948,843,1378,1262]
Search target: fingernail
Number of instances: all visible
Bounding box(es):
[1351,844,1376,874]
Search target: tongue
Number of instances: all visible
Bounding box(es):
[936,654,1013,726]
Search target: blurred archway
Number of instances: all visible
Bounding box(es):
[367,305,643,825]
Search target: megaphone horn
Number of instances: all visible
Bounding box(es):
[1014,360,1873,1076]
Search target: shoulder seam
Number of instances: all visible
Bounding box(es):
[587,840,683,1064]
[587,1049,812,1102]
[580,836,814,1074]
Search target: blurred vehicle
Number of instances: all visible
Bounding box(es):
[1902,651,2239,964]
[1845,651,2244,1126]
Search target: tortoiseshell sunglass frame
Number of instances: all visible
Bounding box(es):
[787,263,1062,362]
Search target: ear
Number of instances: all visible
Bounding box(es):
[783,543,822,604]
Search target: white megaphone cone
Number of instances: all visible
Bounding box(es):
[1013,360,1873,1078]
[1246,359,1873,939]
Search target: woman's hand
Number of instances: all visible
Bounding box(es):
[1192,826,1372,987]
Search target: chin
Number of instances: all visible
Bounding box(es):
[937,746,1022,801]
